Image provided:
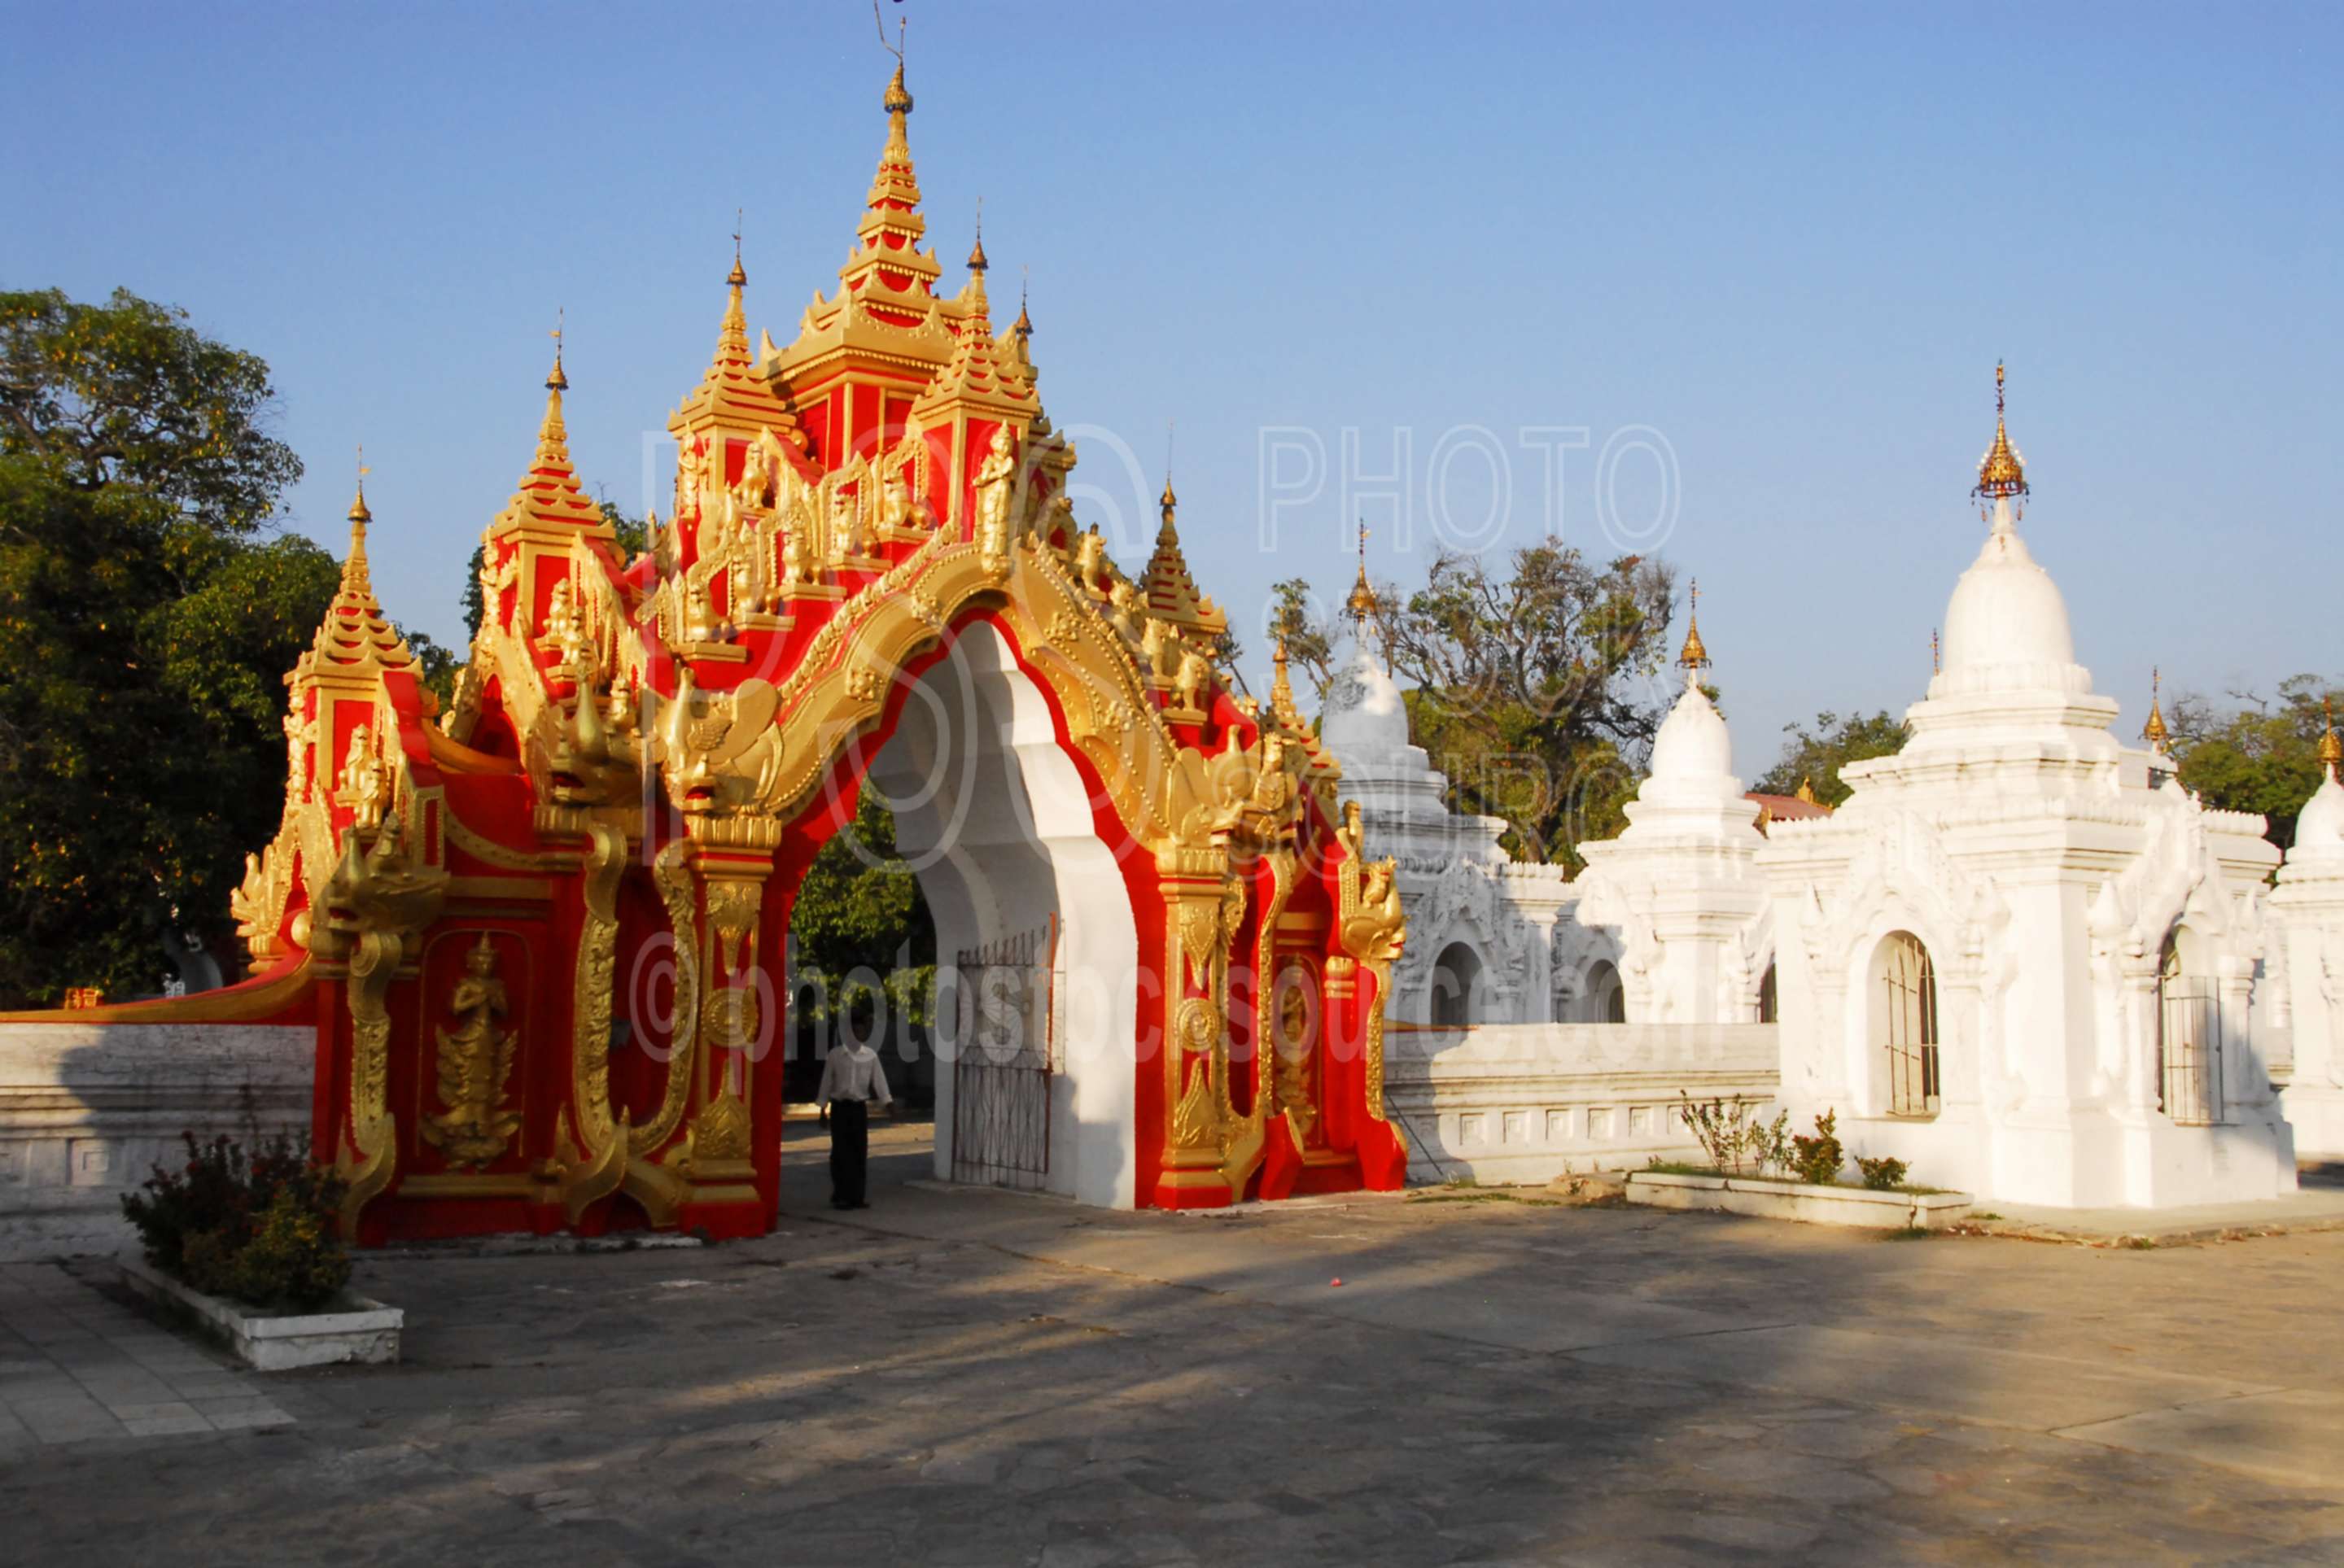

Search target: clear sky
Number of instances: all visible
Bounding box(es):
[5,2,2337,771]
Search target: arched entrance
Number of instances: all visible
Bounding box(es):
[1583,959,1626,1024]
[1430,941,1482,1027]
[853,621,1141,1205]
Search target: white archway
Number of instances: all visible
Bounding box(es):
[863,622,1142,1208]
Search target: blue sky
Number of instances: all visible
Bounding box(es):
[5,2,2337,767]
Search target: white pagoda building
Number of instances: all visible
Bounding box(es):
[1317,558,1572,1026]
[1754,368,2295,1208]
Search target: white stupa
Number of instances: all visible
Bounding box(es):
[1315,543,1571,1025]
[1752,366,2294,1208]
[2270,710,2344,1160]
[1572,586,1771,1024]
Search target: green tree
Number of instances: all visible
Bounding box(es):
[2169,675,2344,854]
[1753,710,1910,806]
[0,289,319,1007]
[789,784,936,1030]
[1369,544,1677,867]
[1268,576,1337,703]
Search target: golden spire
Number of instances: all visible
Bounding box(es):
[1345,519,1380,627]
[1270,634,1301,726]
[1972,360,2029,506]
[728,207,747,289]
[1013,271,1032,340]
[2142,666,2171,749]
[1677,577,1709,671]
[536,312,571,461]
[2322,695,2342,775]
[348,443,372,526]
[343,445,373,595]
[967,199,987,274]
[1138,464,1227,640]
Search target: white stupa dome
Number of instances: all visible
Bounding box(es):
[2298,767,2344,856]
[1319,643,1411,762]
[1939,508,2079,680]
[1649,671,1734,784]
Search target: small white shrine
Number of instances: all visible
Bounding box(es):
[1754,369,2295,1208]
[2270,726,2344,1162]
[1318,567,1572,1026]
[1571,589,1773,1027]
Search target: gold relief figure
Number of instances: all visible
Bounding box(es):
[338,723,387,831]
[973,426,1017,561]
[779,512,816,592]
[1074,525,1108,595]
[1106,581,1143,648]
[1140,618,1168,675]
[1174,645,1212,715]
[1275,962,1318,1134]
[878,452,916,533]
[423,933,522,1170]
[540,578,580,657]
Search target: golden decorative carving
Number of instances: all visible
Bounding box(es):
[557,823,628,1221]
[628,840,700,1155]
[700,985,759,1051]
[422,933,521,1170]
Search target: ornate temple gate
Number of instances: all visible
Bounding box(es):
[58,50,1414,1243]
[951,918,1059,1190]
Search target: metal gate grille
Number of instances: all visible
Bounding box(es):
[951,917,1060,1189]
[1880,933,1941,1117]
[2158,975,2225,1126]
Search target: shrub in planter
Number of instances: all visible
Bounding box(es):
[1855,1155,1909,1191]
[1677,1092,1793,1177]
[1788,1111,1844,1187]
[122,1126,350,1312]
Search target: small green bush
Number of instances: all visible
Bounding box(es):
[1855,1154,1909,1190]
[122,1121,349,1312]
[1788,1111,1844,1186]
[1677,1092,1791,1177]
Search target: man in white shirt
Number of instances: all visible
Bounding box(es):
[816,1041,894,1210]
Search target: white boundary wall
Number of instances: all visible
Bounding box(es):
[1384,1023,1780,1186]
[0,1023,311,1260]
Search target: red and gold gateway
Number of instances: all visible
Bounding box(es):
[56,60,1408,1241]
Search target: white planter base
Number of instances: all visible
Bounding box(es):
[1627,1170,1973,1230]
[120,1256,401,1371]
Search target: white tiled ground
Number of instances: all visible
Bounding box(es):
[0,1262,291,1447]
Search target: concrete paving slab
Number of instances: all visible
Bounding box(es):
[2055,1387,2344,1489]
[1567,1321,2281,1430]
[1980,1183,2344,1244]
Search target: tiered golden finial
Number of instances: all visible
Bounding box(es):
[728,208,747,290]
[1677,577,1709,671]
[967,199,988,277]
[344,445,374,595]
[2322,695,2342,777]
[2142,666,2171,749]
[1345,519,1380,627]
[1013,270,1032,341]
[536,310,571,461]
[1137,463,1227,640]
[1973,360,2029,512]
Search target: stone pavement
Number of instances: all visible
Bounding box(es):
[0,1116,2337,1564]
[0,1259,291,1444]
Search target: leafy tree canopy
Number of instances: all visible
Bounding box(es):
[2170,675,2344,854]
[0,289,324,1007]
[1288,544,1676,867]
[1752,709,1909,806]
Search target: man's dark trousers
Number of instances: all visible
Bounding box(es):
[830,1098,868,1207]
